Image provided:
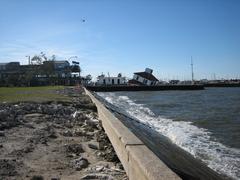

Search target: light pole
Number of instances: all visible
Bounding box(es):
[26,56,31,65]
[191,56,194,84]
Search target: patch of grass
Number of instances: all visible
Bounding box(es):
[0,86,71,103]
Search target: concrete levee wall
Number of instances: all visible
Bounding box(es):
[84,88,181,180]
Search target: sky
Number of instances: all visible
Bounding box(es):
[0,0,240,81]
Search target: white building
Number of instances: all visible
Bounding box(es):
[97,73,127,85]
[130,68,159,86]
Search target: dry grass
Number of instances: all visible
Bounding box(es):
[0,86,71,103]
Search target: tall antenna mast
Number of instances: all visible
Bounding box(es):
[191,56,194,84]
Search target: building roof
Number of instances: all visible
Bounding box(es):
[134,72,159,81]
[53,60,69,64]
[128,79,144,85]
[43,60,69,64]
[100,76,125,79]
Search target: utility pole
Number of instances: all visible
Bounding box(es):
[214,73,216,81]
[191,56,194,84]
[26,56,31,65]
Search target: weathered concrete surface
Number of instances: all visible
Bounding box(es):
[85,88,181,180]
[127,146,180,180]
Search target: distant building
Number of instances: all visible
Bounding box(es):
[97,73,127,85]
[129,68,159,86]
[157,80,168,85]
[0,60,80,86]
[53,60,71,78]
[199,79,208,84]
[0,63,7,71]
[53,61,70,70]
[81,75,92,85]
[6,62,20,70]
[0,62,22,79]
[169,80,180,84]
[178,80,192,85]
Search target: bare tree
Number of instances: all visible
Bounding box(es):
[31,55,42,65]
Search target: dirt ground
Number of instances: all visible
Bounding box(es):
[0,87,127,180]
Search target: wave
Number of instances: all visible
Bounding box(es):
[97,92,240,180]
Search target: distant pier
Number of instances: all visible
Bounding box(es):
[204,83,240,87]
[86,84,205,92]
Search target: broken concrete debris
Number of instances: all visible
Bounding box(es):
[0,87,127,180]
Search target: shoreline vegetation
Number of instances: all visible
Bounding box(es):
[0,86,127,179]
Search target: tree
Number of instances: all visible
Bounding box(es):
[23,71,35,86]
[41,61,55,77]
[6,74,20,86]
[31,55,42,65]
[31,52,54,64]
[41,52,47,60]
[86,74,92,81]
[51,55,56,61]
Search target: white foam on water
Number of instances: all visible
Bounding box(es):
[97,92,240,179]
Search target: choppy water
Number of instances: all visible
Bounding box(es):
[97,88,240,179]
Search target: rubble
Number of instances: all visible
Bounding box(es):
[0,159,22,177]
[0,131,4,136]
[0,87,127,179]
[65,143,85,155]
[71,156,89,170]
[30,175,44,180]
[88,142,100,150]
[81,173,114,180]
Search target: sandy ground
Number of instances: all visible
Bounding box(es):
[0,87,127,180]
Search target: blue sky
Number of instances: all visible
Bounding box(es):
[0,0,240,80]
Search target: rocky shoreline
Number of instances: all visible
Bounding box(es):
[0,87,127,180]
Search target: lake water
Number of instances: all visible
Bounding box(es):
[97,88,240,179]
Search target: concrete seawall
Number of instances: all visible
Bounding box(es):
[84,88,181,180]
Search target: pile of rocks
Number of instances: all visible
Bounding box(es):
[0,87,127,180]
